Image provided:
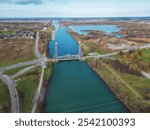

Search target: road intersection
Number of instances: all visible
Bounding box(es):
[0,31,47,113]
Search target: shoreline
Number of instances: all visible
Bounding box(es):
[87,61,131,112]
[68,29,131,112]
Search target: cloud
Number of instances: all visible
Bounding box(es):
[1,0,43,5]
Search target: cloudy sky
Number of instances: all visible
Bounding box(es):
[0,0,149,17]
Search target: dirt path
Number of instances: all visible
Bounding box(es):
[105,64,142,99]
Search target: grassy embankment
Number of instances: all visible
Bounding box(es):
[35,29,52,112]
[0,30,52,112]
[87,49,150,112]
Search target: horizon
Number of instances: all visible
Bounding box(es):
[0,16,150,19]
[0,0,149,17]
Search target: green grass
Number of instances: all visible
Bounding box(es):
[0,81,10,112]
[0,62,52,113]
[141,49,150,63]
[115,71,150,97]
[0,56,36,68]
[16,67,40,113]
[0,29,20,35]
[44,62,52,81]
[4,65,31,76]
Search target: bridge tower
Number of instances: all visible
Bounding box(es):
[53,42,59,62]
[52,29,55,40]
[78,45,83,60]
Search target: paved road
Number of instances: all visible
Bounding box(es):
[32,68,44,113]
[141,71,150,79]
[35,32,46,68]
[11,65,39,79]
[31,32,46,112]
[0,31,47,113]
[0,58,46,74]
[0,74,19,113]
[85,44,150,59]
[35,32,43,59]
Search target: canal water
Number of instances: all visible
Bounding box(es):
[44,21,128,113]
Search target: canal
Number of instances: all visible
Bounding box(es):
[44,21,128,113]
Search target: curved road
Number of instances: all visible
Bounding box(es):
[0,74,19,113]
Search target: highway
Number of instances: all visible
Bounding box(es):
[0,74,19,113]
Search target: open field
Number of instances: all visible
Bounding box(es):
[14,67,41,112]
[0,39,36,67]
[0,29,21,35]
[141,49,150,63]
[0,81,10,112]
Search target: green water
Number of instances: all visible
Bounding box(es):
[44,23,128,113]
[45,61,128,112]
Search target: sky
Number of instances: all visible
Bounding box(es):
[0,0,149,17]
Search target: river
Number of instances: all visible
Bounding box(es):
[44,21,128,113]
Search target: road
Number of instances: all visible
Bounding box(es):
[11,65,39,79]
[141,71,150,80]
[35,32,42,59]
[32,68,44,113]
[35,32,46,68]
[0,74,19,113]
[85,44,150,59]
[0,58,46,74]
[0,31,47,113]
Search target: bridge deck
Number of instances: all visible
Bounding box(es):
[52,54,83,62]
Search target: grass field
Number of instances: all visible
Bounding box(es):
[0,39,36,68]
[0,81,10,112]
[141,49,150,63]
[0,29,20,35]
[16,67,41,112]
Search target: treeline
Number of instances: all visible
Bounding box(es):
[113,50,149,75]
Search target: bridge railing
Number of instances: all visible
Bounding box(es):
[52,54,82,62]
